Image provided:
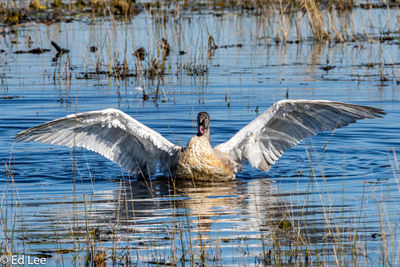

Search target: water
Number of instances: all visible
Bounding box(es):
[1,5,400,266]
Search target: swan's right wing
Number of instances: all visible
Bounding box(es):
[15,108,182,176]
[215,100,385,172]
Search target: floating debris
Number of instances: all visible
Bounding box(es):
[0,96,20,100]
[134,47,146,61]
[218,44,243,49]
[51,41,70,61]
[14,48,51,54]
[90,46,97,53]
[321,65,336,72]
[371,233,382,239]
[51,41,70,54]
[76,70,136,80]
[161,38,170,58]
[208,35,218,50]
[182,63,208,76]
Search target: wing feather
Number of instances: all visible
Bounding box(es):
[215,100,385,172]
[15,108,181,176]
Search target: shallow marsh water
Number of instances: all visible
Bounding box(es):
[1,5,400,266]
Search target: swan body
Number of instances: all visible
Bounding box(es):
[173,135,236,181]
[15,100,385,181]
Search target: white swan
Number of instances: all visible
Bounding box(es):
[15,100,384,181]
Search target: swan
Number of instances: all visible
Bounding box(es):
[15,100,385,181]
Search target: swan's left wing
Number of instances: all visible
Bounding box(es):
[215,100,385,172]
[15,108,182,176]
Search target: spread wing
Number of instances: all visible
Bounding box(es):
[15,108,182,176]
[215,100,385,172]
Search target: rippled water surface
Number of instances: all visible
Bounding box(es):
[1,5,400,266]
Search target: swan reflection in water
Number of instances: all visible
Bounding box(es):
[14,175,363,265]
[86,177,352,264]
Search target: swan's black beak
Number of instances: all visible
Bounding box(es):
[197,112,210,137]
[197,119,206,136]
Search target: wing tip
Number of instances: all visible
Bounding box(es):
[14,130,29,143]
[371,107,386,117]
[357,105,386,119]
[258,162,271,172]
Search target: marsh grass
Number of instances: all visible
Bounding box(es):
[3,0,398,104]
[2,146,399,266]
[1,0,398,44]
[1,0,400,265]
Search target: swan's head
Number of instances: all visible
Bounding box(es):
[197,112,210,138]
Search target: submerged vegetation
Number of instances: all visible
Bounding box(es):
[2,150,400,265]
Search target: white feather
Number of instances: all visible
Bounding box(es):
[215,99,384,172]
[15,108,181,176]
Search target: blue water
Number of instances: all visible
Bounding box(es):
[1,8,400,266]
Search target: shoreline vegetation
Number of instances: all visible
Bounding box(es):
[2,0,399,89]
[1,0,400,43]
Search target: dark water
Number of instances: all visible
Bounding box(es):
[1,8,400,266]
